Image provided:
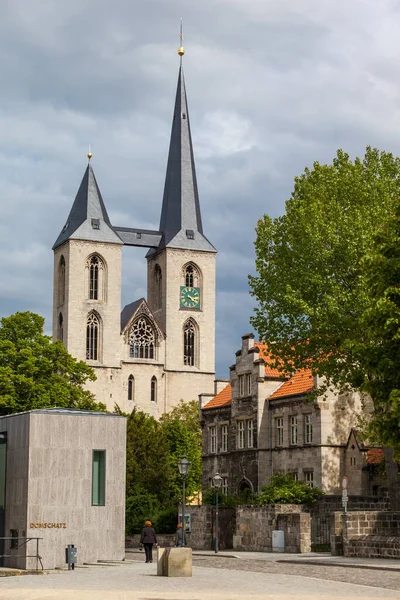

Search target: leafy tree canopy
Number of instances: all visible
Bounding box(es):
[258,474,323,505]
[0,311,105,414]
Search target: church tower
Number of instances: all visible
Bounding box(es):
[52,160,123,370]
[146,48,217,404]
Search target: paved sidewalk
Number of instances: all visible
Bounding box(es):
[1,559,400,600]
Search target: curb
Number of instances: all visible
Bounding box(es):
[277,559,400,572]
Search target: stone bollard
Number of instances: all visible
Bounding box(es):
[157,547,192,577]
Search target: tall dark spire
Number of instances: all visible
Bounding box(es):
[155,63,216,253]
[53,163,122,249]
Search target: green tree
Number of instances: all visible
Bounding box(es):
[249,147,400,504]
[258,474,323,505]
[0,311,105,414]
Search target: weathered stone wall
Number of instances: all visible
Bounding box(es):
[126,534,176,548]
[233,505,306,552]
[276,513,311,553]
[343,511,400,558]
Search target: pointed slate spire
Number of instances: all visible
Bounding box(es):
[155,64,216,253]
[53,164,122,249]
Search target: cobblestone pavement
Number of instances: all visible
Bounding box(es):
[128,554,400,592]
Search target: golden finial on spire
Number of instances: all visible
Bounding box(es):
[178,18,185,57]
[87,144,92,161]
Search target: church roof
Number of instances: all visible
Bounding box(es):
[152,64,216,255]
[53,164,122,249]
[202,384,232,410]
[269,369,314,399]
[120,298,144,332]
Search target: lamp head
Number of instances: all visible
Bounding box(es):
[213,472,223,489]
[178,455,191,477]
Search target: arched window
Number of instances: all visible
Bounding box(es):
[151,376,157,402]
[183,319,196,366]
[155,265,162,309]
[58,313,63,342]
[86,312,100,360]
[87,254,106,301]
[59,255,66,305]
[129,317,155,359]
[128,375,134,401]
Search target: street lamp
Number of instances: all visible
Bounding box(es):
[212,472,223,554]
[177,456,191,546]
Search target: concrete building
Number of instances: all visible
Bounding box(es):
[0,409,126,570]
[200,333,384,497]
[52,52,217,416]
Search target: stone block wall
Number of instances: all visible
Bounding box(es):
[233,505,305,552]
[343,511,400,558]
[276,513,311,553]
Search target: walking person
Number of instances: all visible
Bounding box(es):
[175,523,186,547]
[140,520,158,563]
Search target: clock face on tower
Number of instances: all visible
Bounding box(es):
[180,286,201,309]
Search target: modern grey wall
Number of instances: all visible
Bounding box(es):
[1,409,126,570]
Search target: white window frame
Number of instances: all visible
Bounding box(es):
[237,421,245,449]
[239,375,245,397]
[305,471,314,488]
[210,426,217,454]
[247,419,254,448]
[245,373,251,395]
[290,415,298,445]
[304,414,313,444]
[221,424,228,452]
[222,477,228,496]
[276,417,284,447]
[289,471,298,481]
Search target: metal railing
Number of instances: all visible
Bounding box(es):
[0,537,43,571]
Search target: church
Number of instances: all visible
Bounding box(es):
[51,47,217,416]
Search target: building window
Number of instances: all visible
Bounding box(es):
[183,319,196,366]
[221,425,228,452]
[129,317,155,359]
[305,471,314,488]
[276,417,284,447]
[237,421,245,449]
[151,376,157,402]
[92,450,106,506]
[59,255,65,305]
[289,471,298,481]
[239,375,244,397]
[246,373,251,395]
[58,312,63,342]
[210,426,217,453]
[222,477,228,496]
[86,312,100,360]
[128,375,134,401]
[290,416,298,445]
[247,419,254,448]
[183,263,200,288]
[304,414,313,444]
[155,265,162,309]
[88,255,101,300]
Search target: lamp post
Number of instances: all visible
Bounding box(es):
[212,472,223,554]
[177,456,191,546]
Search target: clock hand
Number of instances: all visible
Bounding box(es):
[188,295,198,302]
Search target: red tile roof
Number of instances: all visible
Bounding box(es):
[202,384,232,410]
[254,343,287,378]
[367,448,384,465]
[269,369,314,399]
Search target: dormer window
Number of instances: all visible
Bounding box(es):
[186,229,194,240]
[91,219,100,230]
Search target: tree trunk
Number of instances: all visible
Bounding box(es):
[384,447,400,511]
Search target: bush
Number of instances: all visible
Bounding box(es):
[125,490,160,534]
[257,474,323,505]
[203,488,250,507]
[154,507,178,534]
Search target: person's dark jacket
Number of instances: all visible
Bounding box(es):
[175,528,186,547]
[140,526,157,545]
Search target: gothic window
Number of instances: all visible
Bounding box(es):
[182,263,200,288]
[87,254,106,301]
[183,319,196,366]
[86,312,100,361]
[58,313,63,342]
[59,255,66,305]
[155,265,162,309]
[128,375,134,401]
[151,376,157,402]
[129,317,156,359]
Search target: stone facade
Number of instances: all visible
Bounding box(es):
[0,409,126,570]
[201,333,384,497]
[340,511,400,558]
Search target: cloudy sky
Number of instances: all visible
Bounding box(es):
[1,0,400,376]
